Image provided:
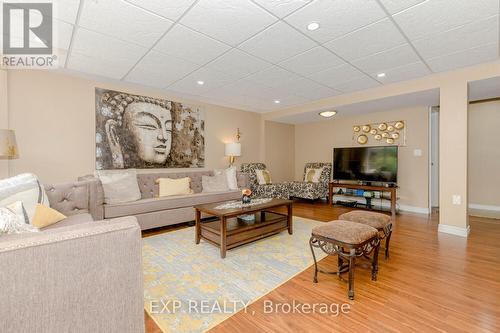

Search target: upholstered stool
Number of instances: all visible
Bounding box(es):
[309,220,380,300]
[339,210,393,259]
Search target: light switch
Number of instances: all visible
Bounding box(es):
[413,149,422,157]
[452,195,462,205]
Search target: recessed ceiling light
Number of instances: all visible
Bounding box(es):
[197,80,204,85]
[307,22,320,31]
[274,100,281,104]
[319,110,337,118]
[377,73,386,78]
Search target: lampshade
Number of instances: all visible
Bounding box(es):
[225,142,241,157]
[0,129,18,159]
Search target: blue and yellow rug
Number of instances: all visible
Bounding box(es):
[142,217,327,333]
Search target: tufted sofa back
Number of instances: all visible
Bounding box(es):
[44,180,99,218]
[137,171,213,198]
[303,162,332,183]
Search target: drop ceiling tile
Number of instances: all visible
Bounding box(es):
[71,28,147,68]
[413,15,499,60]
[180,0,277,46]
[324,19,406,61]
[334,76,381,94]
[154,24,230,65]
[125,0,197,21]
[206,49,272,77]
[278,46,345,76]
[67,52,132,79]
[79,0,173,48]
[125,50,200,88]
[168,67,241,94]
[239,22,316,63]
[285,0,386,43]
[378,0,426,14]
[393,0,499,40]
[204,80,278,100]
[374,62,430,83]
[352,44,420,75]
[308,64,370,89]
[427,43,499,73]
[5,0,81,24]
[252,0,313,18]
[270,77,339,100]
[245,66,302,87]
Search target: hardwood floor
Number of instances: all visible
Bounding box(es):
[144,201,500,333]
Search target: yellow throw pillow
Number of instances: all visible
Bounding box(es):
[32,204,66,228]
[304,168,323,183]
[157,177,193,197]
[256,169,272,185]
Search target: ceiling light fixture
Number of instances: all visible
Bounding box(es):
[307,22,320,31]
[377,73,386,78]
[319,110,337,118]
[274,100,281,104]
[197,80,204,85]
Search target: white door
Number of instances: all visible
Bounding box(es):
[430,110,439,208]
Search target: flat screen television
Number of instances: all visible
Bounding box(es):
[333,146,398,183]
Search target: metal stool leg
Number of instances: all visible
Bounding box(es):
[372,242,380,281]
[309,237,319,283]
[348,248,356,300]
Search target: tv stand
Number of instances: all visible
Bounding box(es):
[329,182,397,220]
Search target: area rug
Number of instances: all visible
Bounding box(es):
[142,217,327,333]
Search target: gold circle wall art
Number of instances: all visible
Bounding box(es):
[352,120,406,146]
[357,134,368,145]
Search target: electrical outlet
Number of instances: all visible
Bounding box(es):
[452,195,462,205]
[413,149,422,157]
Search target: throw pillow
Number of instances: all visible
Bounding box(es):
[304,168,323,183]
[0,173,50,224]
[202,174,229,193]
[225,167,238,190]
[0,201,38,234]
[157,177,192,197]
[256,169,272,185]
[32,204,66,229]
[96,169,141,204]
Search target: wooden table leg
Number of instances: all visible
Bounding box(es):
[390,189,396,220]
[329,182,333,205]
[195,209,201,244]
[287,203,293,235]
[220,216,227,258]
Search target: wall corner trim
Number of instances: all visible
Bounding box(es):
[438,224,471,238]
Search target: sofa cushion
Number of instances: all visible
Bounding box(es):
[104,190,240,218]
[312,220,378,245]
[97,170,141,204]
[42,213,94,230]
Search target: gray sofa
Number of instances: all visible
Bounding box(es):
[84,170,249,230]
[0,180,144,333]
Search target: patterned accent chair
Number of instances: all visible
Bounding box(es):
[240,163,290,200]
[288,162,332,200]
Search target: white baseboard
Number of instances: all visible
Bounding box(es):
[469,203,500,212]
[438,224,471,237]
[399,205,430,215]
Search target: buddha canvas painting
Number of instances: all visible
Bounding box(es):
[95,88,205,169]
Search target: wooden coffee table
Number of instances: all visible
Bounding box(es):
[194,198,293,258]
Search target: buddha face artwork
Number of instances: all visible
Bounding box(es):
[95,88,205,169]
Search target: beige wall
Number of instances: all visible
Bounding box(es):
[264,120,294,182]
[295,106,429,211]
[468,100,500,207]
[0,70,8,178]
[6,70,263,184]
